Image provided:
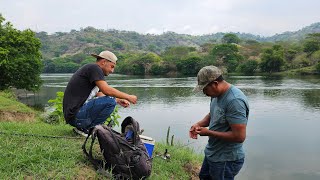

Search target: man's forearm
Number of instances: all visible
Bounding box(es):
[196,113,210,127]
[204,124,246,143]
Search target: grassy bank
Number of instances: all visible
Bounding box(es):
[0,91,203,179]
[0,121,202,179]
[0,90,37,122]
[280,65,320,75]
[228,65,320,76]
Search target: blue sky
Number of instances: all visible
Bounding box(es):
[0,0,319,36]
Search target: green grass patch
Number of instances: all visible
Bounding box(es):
[0,121,203,179]
[0,122,96,179]
[0,91,35,113]
[0,90,38,122]
[151,142,203,179]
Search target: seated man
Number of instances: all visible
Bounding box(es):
[63,50,137,136]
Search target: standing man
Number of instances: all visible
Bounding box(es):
[189,66,249,180]
[63,50,137,136]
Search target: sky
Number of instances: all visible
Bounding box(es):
[0,0,319,37]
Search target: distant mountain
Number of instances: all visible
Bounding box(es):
[36,22,320,60]
[263,22,320,42]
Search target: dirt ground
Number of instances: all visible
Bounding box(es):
[184,162,201,180]
[0,111,35,122]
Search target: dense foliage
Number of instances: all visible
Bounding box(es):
[2,14,319,77]
[0,15,43,91]
[36,23,320,76]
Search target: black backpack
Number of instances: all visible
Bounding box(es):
[82,116,152,179]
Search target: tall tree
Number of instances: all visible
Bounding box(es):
[177,55,204,75]
[303,33,320,55]
[209,44,243,72]
[260,45,285,73]
[0,14,43,91]
[221,33,241,44]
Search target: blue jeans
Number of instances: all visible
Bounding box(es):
[68,96,116,130]
[199,156,244,180]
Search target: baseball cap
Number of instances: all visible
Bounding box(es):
[91,50,118,64]
[194,66,222,92]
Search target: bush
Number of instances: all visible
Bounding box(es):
[238,60,258,75]
[45,92,121,126]
[292,54,310,68]
[46,92,64,124]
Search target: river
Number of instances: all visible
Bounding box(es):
[18,73,320,180]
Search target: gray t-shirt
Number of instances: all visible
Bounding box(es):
[205,85,249,162]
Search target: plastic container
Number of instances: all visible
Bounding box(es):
[139,135,155,158]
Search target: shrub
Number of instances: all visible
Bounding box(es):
[45,92,121,126]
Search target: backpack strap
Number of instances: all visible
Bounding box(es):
[121,116,140,145]
[82,127,103,170]
[101,124,124,153]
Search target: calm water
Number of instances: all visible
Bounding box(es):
[18,74,320,180]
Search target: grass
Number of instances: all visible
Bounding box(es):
[0,121,203,179]
[0,90,203,179]
[0,122,92,179]
[0,91,35,113]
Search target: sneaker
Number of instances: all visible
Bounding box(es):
[73,127,89,137]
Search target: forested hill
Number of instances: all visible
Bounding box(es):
[266,22,320,42]
[37,22,320,60]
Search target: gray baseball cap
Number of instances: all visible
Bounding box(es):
[194,66,222,92]
[91,50,118,64]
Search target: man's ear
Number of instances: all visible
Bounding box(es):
[212,81,219,87]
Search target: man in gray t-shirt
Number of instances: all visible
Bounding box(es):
[189,66,249,180]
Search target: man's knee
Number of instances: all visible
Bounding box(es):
[102,96,116,107]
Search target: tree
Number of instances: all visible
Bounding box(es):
[117,52,163,75]
[177,56,204,75]
[260,45,285,73]
[0,14,43,91]
[112,40,125,50]
[237,60,258,75]
[209,44,243,72]
[303,33,320,54]
[221,33,241,44]
[162,46,196,62]
[303,40,319,53]
[138,52,162,74]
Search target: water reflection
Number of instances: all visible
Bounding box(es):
[302,90,320,109]
[15,74,320,180]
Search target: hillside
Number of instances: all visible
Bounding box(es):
[36,22,320,60]
[265,22,320,42]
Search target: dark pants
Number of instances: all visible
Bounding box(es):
[68,96,116,129]
[199,156,244,180]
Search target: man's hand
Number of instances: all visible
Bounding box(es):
[189,123,200,139]
[117,99,130,108]
[195,127,211,136]
[127,95,138,104]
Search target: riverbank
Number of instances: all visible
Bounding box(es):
[0,91,202,179]
[0,90,38,122]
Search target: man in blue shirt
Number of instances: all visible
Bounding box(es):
[190,66,249,180]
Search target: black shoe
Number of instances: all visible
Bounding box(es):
[73,127,89,137]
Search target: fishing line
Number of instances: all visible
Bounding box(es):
[0,131,83,139]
